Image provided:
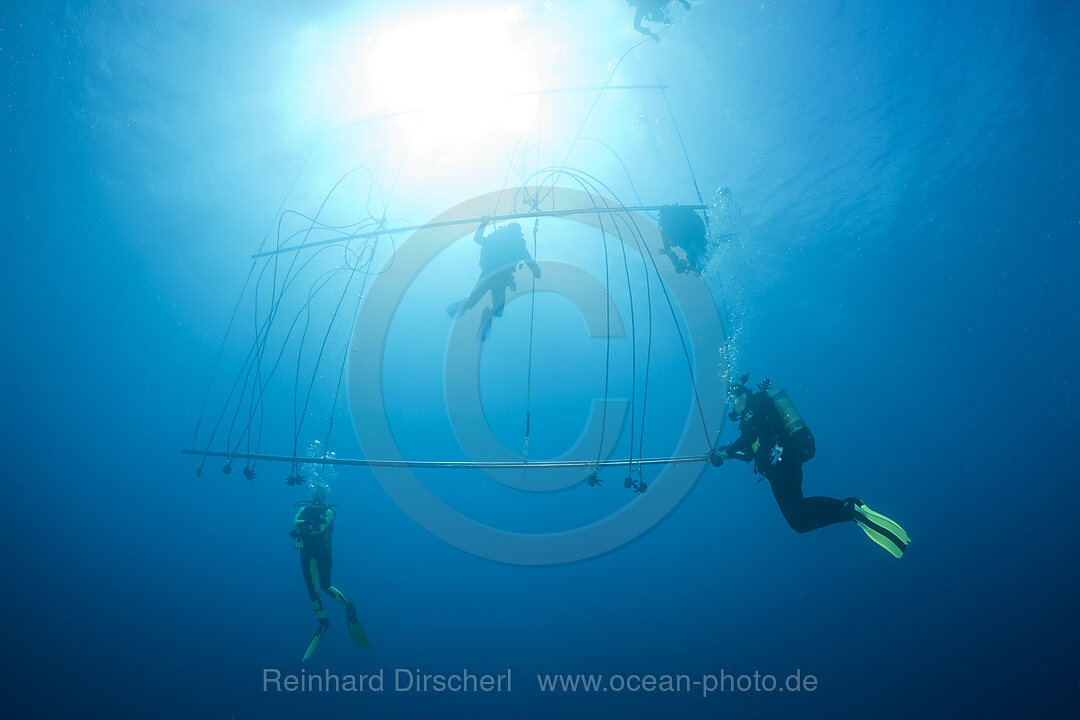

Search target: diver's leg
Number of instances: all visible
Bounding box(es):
[464,274,499,311]
[317,551,370,647]
[299,551,330,660]
[326,585,350,609]
[490,282,507,318]
[301,552,329,625]
[317,551,351,610]
[768,466,852,534]
[449,276,493,318]
[475,276,500,341]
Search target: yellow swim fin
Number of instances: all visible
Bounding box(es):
[346,603,371,649]
[302,619,329,662]
[349,604,375,651]
[850,499,910,558]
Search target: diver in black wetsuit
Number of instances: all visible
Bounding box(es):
[447,216,541,342]
[711,375,911,557]
[291,483,370,660]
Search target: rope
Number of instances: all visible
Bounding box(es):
[291,247,365,458]
[611,209,653,465]
[325,240,379,451]
[384,110,422,212]
[291,109,419,461]
[230,260,343,458]
[189,143,327,471]
[658,78,704,206]
[522,166,712,449]
[230,164,374,467]
[190,258,254,454]
[219,167,382,463]
[628,213,653,463]
[594,199,613,467]
[236,170,377,451]
[523,217,539,464]
[538,35,652,206]
[616,203,637,473]
[232,269,341,459]
[656,76,733,337]
[219,230,370,458]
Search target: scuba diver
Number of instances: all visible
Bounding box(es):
[291,483,371,660]
[447,216,541,342]
[711,374,911,558]
[658,204,709,275]
[630,0,691,42]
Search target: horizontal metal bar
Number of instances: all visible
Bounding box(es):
[325,85,669,133]
[183,448,708,470]
[252,204,707,259]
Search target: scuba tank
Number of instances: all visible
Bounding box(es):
[659,205,707,273]
[761,382,816,463]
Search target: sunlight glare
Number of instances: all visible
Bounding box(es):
[367,7,538,151]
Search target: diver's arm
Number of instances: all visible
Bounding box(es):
[712,444,753,467]
[711,429,754,467]
[289,508,306,540]
[473,217,489,245]
[522,249,541,278]
[298,507,334,536]
[724,428,756,462]
[313,508,334,534]
[726,446,754,463]
[292,507,332,536]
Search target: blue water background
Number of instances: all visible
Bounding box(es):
[2,1,1078,717]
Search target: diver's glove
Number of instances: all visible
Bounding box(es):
[293,520,320,536]
[709,447,727,467]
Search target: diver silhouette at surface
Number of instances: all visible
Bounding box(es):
[447,216,541,342]
[630,0,691,42]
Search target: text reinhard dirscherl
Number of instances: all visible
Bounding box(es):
[263,668,512,693]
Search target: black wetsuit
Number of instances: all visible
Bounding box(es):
[722,392,853,533]
[294,504,350,619]
[461,223,540,316]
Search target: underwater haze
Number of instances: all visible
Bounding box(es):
[2,1,1078,718]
